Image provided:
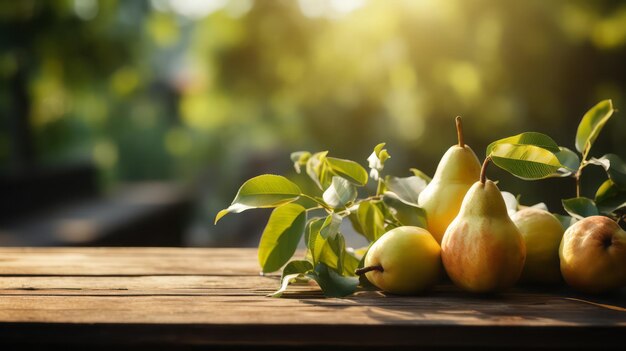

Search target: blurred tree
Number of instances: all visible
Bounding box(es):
[1,0,626,244]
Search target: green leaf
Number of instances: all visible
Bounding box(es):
[323,176,357,208]
[486,132,561,157]
[347,212,366,237]
[595,179,626,213]
[374,142,387,157]
[327,233,346,273]
[409,168,432,183]
[320,213,342,239]
[575,99,614,159]
[258,203,307,273]
[562,197,599,220]
[214,209,231,224]
[215,175,301,223]
[326,157,368,186]
[383,196,428,228]
[336,237,360,276]
[588,154,626,190]
[356,200,386,241]
[554,147,580,176]
[305,217,325,265]
[280,260,314,282]
[384,175,427,206]
[306,151,330,190]
[306,263,359,298]
[489,143,563,180]
[553,213,577,230]
[290,151,311,174]
[311,228,358,276]
[269,273,305,298]
[271,260,315,297]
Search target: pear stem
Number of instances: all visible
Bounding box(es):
[455,116,464,147]
[355,265,384,275]
[480,157,491,184]
[574,168,582,198]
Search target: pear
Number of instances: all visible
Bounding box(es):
[418,117,481,243]
[441,174,526,293]
[511,208,564,284]
[560,216,626,294]
[356,226,442,295]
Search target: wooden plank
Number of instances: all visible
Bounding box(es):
[0,275,281,296]
[0,247,624,349]
[0,276,624,325]
[0,247,266,275]
[0,293,624,326]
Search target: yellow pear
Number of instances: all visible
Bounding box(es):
[356,226,442,295]
[560,216,626,294]
[441,178,526,293]
[418,117,481,243]
[511,208,564,284]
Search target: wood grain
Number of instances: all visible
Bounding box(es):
[0,247,262,275]
[0,247,624,349]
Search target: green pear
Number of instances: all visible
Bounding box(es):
[511,208,564,284]
[441,178,526,293]
[560,216,626,294]
[356,226,442,295]
[418,117,481,243]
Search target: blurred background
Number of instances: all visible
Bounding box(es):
[1,0,625,247]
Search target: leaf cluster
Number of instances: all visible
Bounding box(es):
[216,143,430,297]
[485,100,625,224]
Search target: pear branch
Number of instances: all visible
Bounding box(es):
[573,161,588,198]
[574,170,581,198]
[355,265,384,275]
[300,194,332,212]
[456,116,464,147]
[480,157,491,184]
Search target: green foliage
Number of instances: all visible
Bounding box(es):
[220,145,430,297]
[562,197,599,220]
[553,213,576,230]
[319,213,342,239]
[270,260,313,298]
[281,260,314,280]
[383,197,428,229]
[486,132,560,156]
[409,168,432,183]
[323,176,357,208]
[326,157,369,186]
[258,203,307,273]
[355,201,386,241]
[554,147,580,176]
[595,180,626,213]
[484,100,623,222]
[384,175,427,206]
[588,154,626,190]
[302,152,369,190]
[306,263,359,298]
[215,175,301,223]
[488,143,563,180]
[306,151,332,190]
[575,100,614,160]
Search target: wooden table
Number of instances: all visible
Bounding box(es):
[0,247,624,350]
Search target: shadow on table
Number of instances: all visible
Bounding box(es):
[285,284,626,326]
